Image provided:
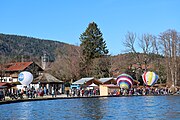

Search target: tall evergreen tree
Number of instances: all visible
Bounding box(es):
[79,22,109,77]
[93,56,111,78]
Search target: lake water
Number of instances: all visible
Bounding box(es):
[0,96,180,120]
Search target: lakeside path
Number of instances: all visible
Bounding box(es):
[0,94,106,105]
[1,94,179,105]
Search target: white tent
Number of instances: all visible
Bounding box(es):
[89,83,98,87]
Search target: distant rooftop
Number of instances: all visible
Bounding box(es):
[99,77,114,83]
[33,73,63,84]
[72,77,94,85]
[1,62,33,71]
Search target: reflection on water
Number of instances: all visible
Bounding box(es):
[0,96,180,120]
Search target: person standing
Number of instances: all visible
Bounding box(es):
[66,90,69,97]
[44,87,46,95]
[51,87,55,97]
[0,89,5,101]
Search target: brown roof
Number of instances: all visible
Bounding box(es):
[32,73,64,84]
[1,62,33,71]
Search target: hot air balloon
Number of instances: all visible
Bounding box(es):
[142,71,158,86]
[18,71,33,86]
[116,73,134,89]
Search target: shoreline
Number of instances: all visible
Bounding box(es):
[0,94,179,105]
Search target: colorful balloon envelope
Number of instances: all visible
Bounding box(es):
[142,71,158,86]
[18,71,33,86]
[116,73,134,89]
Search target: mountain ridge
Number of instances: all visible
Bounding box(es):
[0,33,79,62]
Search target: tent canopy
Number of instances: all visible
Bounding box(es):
[89,83,98,87]
[72,77,94,85]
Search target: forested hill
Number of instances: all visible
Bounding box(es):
[0,33,79,62]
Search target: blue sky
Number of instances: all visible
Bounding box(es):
[0,0,179,55]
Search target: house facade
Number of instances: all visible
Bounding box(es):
[0,62,43,83]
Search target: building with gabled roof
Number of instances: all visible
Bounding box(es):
[0,62,43,83]
[32,73,64,94]
[99,77,116,85]
[32,73,63,84]
[4,62,34,71]
[71,77,102,89]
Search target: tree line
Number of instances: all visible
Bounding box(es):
[0,22,179,87]
[49,22,179,87]
[123,30,179,86]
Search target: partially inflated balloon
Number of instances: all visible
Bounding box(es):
[142,71,158,86]
[18,71,33,86]
[116,73,134,89]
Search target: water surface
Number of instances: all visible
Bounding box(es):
[0,96,180,120]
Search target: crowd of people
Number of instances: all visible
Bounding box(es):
[109,86,180,96]
[4,86,41,100]
[0,85,180,101]
[65,88,100,97]
[1,86,63,100]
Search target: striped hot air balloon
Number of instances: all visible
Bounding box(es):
[142,71,158,86]
[116,73,134,89]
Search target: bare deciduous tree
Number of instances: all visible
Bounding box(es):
[49,45,80,82]
[138,34,154,71]
[123,32,141,64]
[123,32,161,84]
[159,29,180,86]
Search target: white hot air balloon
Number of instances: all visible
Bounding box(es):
[18,71,33,86]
